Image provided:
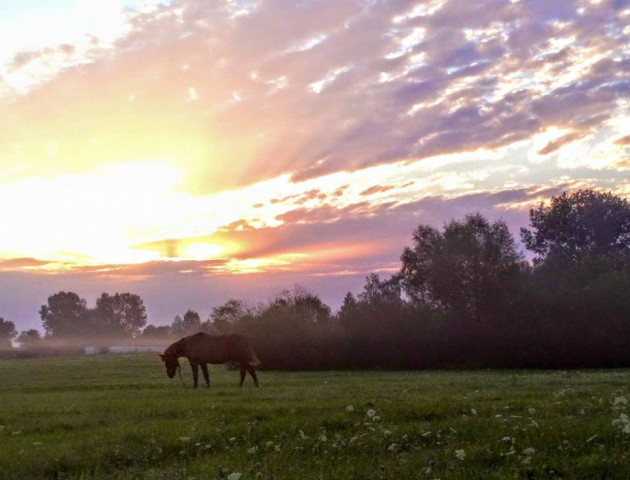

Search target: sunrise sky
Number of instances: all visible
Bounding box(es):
[1,0,629,331]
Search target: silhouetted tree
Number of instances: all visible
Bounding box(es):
[206,299,249,333]
[171,310,201,336]
[235,287,333,369]
[141,324,172,340]
[17,329,41,349]
[400,213,526,323]
[94,292,147,338]
[39,291,89,338]
[0,317,17,349]
[521,189,630,268]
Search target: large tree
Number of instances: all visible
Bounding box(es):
[521,189,630,267]
[39,291,89,338]
[400,213,525,323]
[0,317,17,349]
[94,292,147,338]
[206,299,249,334]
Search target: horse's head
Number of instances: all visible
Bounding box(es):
[159,354,180,378]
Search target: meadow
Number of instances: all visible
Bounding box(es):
[0,355,629,479]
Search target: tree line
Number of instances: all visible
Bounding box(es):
[2,189,629,369]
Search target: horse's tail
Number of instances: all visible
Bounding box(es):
[248,350,262,368]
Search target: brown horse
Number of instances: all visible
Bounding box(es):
[160,332,260,388]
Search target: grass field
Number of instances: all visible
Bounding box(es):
[1,355,629,479]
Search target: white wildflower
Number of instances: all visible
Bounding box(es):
[366,409,377,418]
[522,447,536,456]
[383,430,392,436]
[346,405,355,412]
[500,436,512,443]
[227,473,242,480]
[613,396,628,407]
[455,449,466,460]
[470,408,477,415]
[502,446,517,456]
[319,434,328,442]
[299,430,308,439]
[613,413,630,434]
[247,446,258,454]
[388,443,398,451]
[528,408,536,415]
[179,436,191,442]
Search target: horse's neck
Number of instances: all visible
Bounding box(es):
[165,338,185,357]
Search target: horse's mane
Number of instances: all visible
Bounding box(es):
[164,337,186,357]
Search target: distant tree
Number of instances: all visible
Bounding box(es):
[276,286,332,327]
[39,291,89,338]
[94,292,147,338]
[338,275,404,339]
[521,189,630,268]
[141,324,172,340]
[0,317,17,349]
[17,329,41,349]
[400,213,526,323]
[171,310,201,337]
[337,292,358,326]
[206,299,249,334]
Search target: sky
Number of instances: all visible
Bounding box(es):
[0,0,629,332]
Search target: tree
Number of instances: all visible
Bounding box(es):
[0,317,17,349]
[400,213,526,323]
[39,291,89,338]
[94,292,148,338]
[521,189,630,267]
[17,329,41,349]
[171,310,201,337]
[206,299,248,334]
[141,324,172,340]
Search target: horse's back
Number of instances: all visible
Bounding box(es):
[183,332,256,365]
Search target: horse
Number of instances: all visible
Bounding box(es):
[160,332,260,388]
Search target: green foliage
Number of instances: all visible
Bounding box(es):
[206,299,249,334]
[94,293,148,338]
[400,213,526,322]
[39,291,148,341]
[171,310,202,337]
[0,317,17,349]
[39,291,88,338]
[1,355,630,479]
[16,329,41,349]
[141,325,172,340]
[521,189,630,267]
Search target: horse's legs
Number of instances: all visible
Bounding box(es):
[239,366,246,387]
[200,363,210,388]
[247,365,259,387]
[190,362,199,388]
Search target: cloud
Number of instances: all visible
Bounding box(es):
[1,0,629,329]
[2,0,627,193]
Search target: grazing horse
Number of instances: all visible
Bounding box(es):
[160,332,260,388]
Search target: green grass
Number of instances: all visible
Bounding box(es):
[1,355,630,479]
